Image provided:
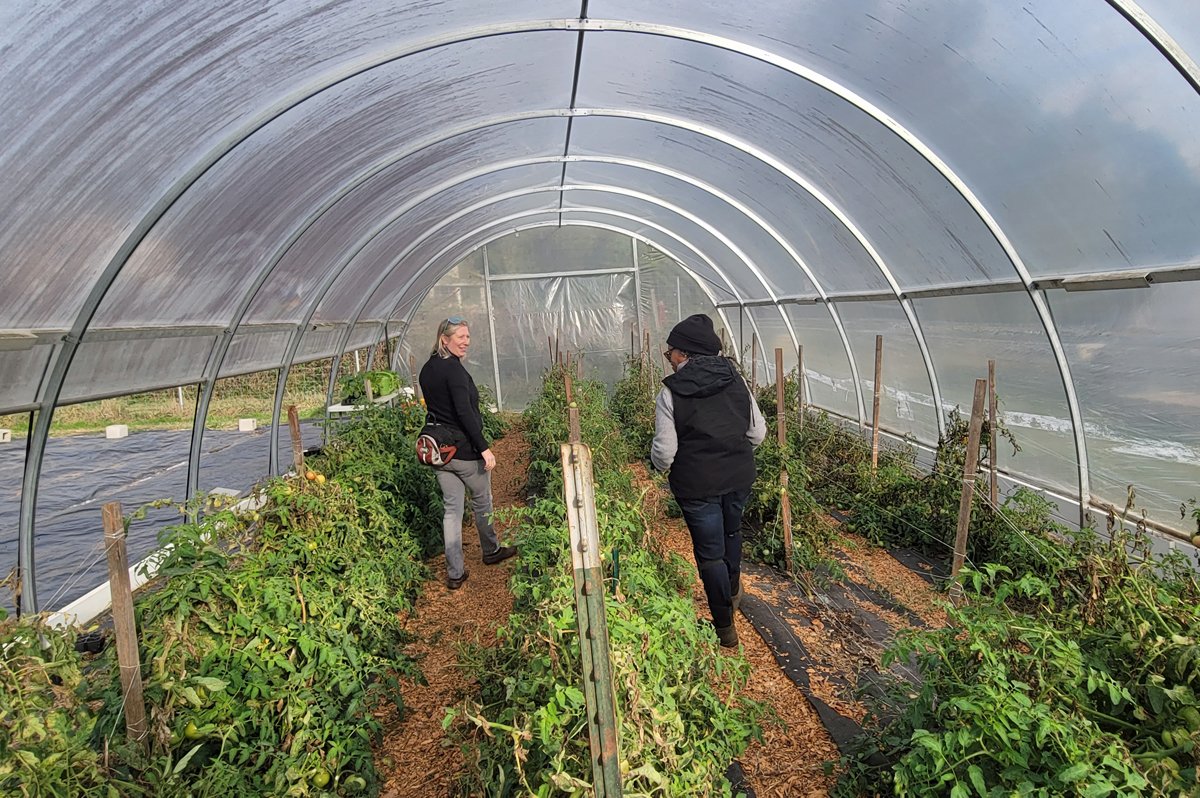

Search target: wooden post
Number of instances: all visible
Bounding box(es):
[780,472,794,574]
[797,344,805,432]
[988,359,999,508]
[775,348,786,446]
[548,336,554,365]
[564,368,574,405]
[568,406,582,443]
[630,328,635,357]
[555,331,561,366]
[102,502,147,750]
[363,377,374,403]
[950,379,989,603]
[287,405,304,473]
[871,335,883,471]
[750,333,759,389]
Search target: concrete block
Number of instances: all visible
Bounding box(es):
[105,424,129,440]
[238,418,258,432]
[0,429,11,443]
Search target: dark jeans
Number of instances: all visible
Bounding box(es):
[677,487,750,629]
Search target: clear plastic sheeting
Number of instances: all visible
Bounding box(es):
[783,304,858,422]
[221,330,293,378]
[1050,283,1200,527]
[568,116,892,294]
[636,241,734,354]
[60,335,216,404]
[914,293,1078,495]
[835,302,940,446]
[0,346,54,412]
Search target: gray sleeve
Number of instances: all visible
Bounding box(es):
[650,388,677,471]
[747,389,767,447]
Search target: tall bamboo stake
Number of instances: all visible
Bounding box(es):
[102,502,147,751]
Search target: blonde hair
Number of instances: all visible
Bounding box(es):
[431,317,468,357]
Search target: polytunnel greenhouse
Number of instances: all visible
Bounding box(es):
[2,1,1199,796]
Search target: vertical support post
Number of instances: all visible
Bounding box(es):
[630,328,635,358]
[482,244,504,410]
[102,502,147,751]
[287,405,304,474]
[738,307,745,369]
[555,331,561,366]
[720,327,728,353]
[780,471,794,574]
[409,355,421,402]
[797,344,805,432]
[561,443,622,796]
[568,406,582,444]
[676,276,682,322]
[548,336,554,365]
[630,236,645,346]
[871,335,883,471]
[988,359,999,508]
[363,377,374,404]
[950,379,988,603]
[750,333,759,389]
[774,348,786,446]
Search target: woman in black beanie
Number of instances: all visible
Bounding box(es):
[650,314,765,648]
[418,317,517,589]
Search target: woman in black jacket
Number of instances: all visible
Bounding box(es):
[418,317,517,589]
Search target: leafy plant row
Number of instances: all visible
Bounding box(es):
[1,398,441,797]
[450,364,765,796]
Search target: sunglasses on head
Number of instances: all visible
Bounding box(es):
[445,316,466,325]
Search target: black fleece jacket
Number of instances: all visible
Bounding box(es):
[418,354,488,460]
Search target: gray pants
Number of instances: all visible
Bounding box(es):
[435,458,499,580]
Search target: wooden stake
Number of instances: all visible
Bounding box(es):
[871,335,883,472]
[780,471,794,574]
[774,348,786,446]
[630,328,635,357]
[102,502,147,751]
[564,368,574,405]
[988,359,999,508]
[363,377,374,403]
[950,379,989,603]
[568,406,582,443]
[555,331,561,366]
[548,336,554,365]
[750,333,759,388]
[287,405,304,474]
[797,344,805,432]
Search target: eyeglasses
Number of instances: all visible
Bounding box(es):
[662,348,675,360]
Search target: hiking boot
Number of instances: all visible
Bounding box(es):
[446,570,469,590]
[715,624,739,649]
[482,545,518,565]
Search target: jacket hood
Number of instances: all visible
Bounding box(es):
[663,355,742,398]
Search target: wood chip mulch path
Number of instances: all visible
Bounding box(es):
[375,426,530,798]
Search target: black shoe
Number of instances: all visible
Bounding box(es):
[482,545,518,565]
[715,624,739,648]
[446,570,469,589]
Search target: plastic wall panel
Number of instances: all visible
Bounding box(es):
[357,200,562,324]
[489,273,638,410]
[486,226,634,276]
[220,331,292,377]
[0,3,578,331]
[576,31,1014,290]
[592,1,1200,280]
[1049,283,1200,529]
[0,346,53,412]
[782,304,857,420]
[396,252,489,382]
[744,308,797,390]
[914,294,1076,494]
[636,240,733,352]
[344,323,385,354]
[560,189,771,301]
[60,336,214,403]
[0,436,25,614]
[569,116,890,293]
[557,210,738,304]
[295,328,345,364]
[836,302,940,445]
[563,160,819,298]
[311,167,562,325]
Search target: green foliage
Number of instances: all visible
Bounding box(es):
[477,383,509,443]
[451,366,764,795]
[4,403,433,797]
[610,354,660,455]
[338,370,401,404]
[837,529,1200,797]
[0,617,141,797]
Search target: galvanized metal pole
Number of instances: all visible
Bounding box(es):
[482,245,504,410]
[561,443,622,796]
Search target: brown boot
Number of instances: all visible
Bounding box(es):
[715,624,739,648]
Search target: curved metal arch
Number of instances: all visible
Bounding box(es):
[567,19,1090,517]
[1104,0,1200,94]
[265,179,784,469]
[564,153,944,436]
[385,216,750,378]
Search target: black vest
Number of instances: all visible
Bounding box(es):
[665,358,756,500]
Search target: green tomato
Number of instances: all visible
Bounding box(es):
[183,720,203,739]
[343,774,367,792]
[1180,706,1200,732]
[311,769,331,788]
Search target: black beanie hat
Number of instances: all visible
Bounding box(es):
[667,314,722,356]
